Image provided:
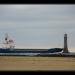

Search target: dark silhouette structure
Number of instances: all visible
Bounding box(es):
[63,33,69,53]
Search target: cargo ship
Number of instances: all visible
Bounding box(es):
[0,33,65,56]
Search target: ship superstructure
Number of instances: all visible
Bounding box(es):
[2,33,15,49]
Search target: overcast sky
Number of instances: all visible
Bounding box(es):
[0,5,75,52]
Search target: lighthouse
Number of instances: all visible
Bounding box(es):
[63,33,69,53]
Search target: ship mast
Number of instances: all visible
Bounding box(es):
[5,33,9,44]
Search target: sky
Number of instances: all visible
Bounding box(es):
[0,4,75,52]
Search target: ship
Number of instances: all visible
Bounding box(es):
[0,33,66,56]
